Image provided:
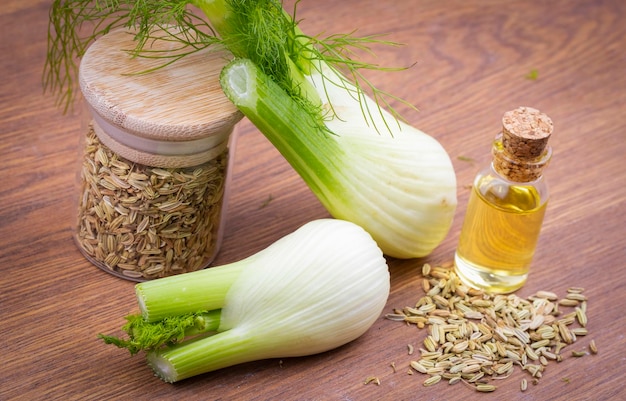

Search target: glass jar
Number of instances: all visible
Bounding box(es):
[75,28,242,281]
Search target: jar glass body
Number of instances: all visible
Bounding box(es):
[73,115,238,281]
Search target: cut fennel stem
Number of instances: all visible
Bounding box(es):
[134,219,389,382]
[220,58,457,258]
[136,262,245,323]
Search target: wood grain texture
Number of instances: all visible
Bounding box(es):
[1,0,625,400]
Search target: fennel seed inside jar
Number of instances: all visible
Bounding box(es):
[74,28,242,280]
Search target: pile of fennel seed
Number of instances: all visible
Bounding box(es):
[385,263,597,393]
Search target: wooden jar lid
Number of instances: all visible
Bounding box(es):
[79,28,242,167]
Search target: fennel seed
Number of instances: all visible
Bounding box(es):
[410,361,428,374]
[575,307,588,327]
[364,376,381,386]
[558,299,580,307]
[423,375,442,386]
[535,290,558,300]
[565,293,588,301]
[386,263,592,393]
[475,384,497,392]
[589,339,598,354]
[76,126,227,279]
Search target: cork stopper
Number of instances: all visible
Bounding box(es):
[493,107,553,182]
[79,27,243,168]
[501,107,553,160]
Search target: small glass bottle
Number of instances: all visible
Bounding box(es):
[75,28,242,281]
[454,106,554,293]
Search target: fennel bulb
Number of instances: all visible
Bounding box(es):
[221,59,457,258]
[101,219,390,382]
[202,0,457,258]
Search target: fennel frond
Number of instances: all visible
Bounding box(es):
[45,0,412,126]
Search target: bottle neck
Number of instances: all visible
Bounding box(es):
[491,133,552,182]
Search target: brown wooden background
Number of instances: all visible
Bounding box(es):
[2,0,625,400]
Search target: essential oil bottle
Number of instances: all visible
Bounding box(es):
[454,107,554,293]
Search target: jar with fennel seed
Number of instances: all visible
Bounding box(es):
[75,28,242,281]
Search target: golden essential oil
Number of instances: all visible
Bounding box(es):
[455,173,548,293]
[454,107,554,293]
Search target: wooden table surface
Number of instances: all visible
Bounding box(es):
[2,0,625,400]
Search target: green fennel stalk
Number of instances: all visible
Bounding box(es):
[220,58,343,207]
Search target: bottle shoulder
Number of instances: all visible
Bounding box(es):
[473,164,548,211]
